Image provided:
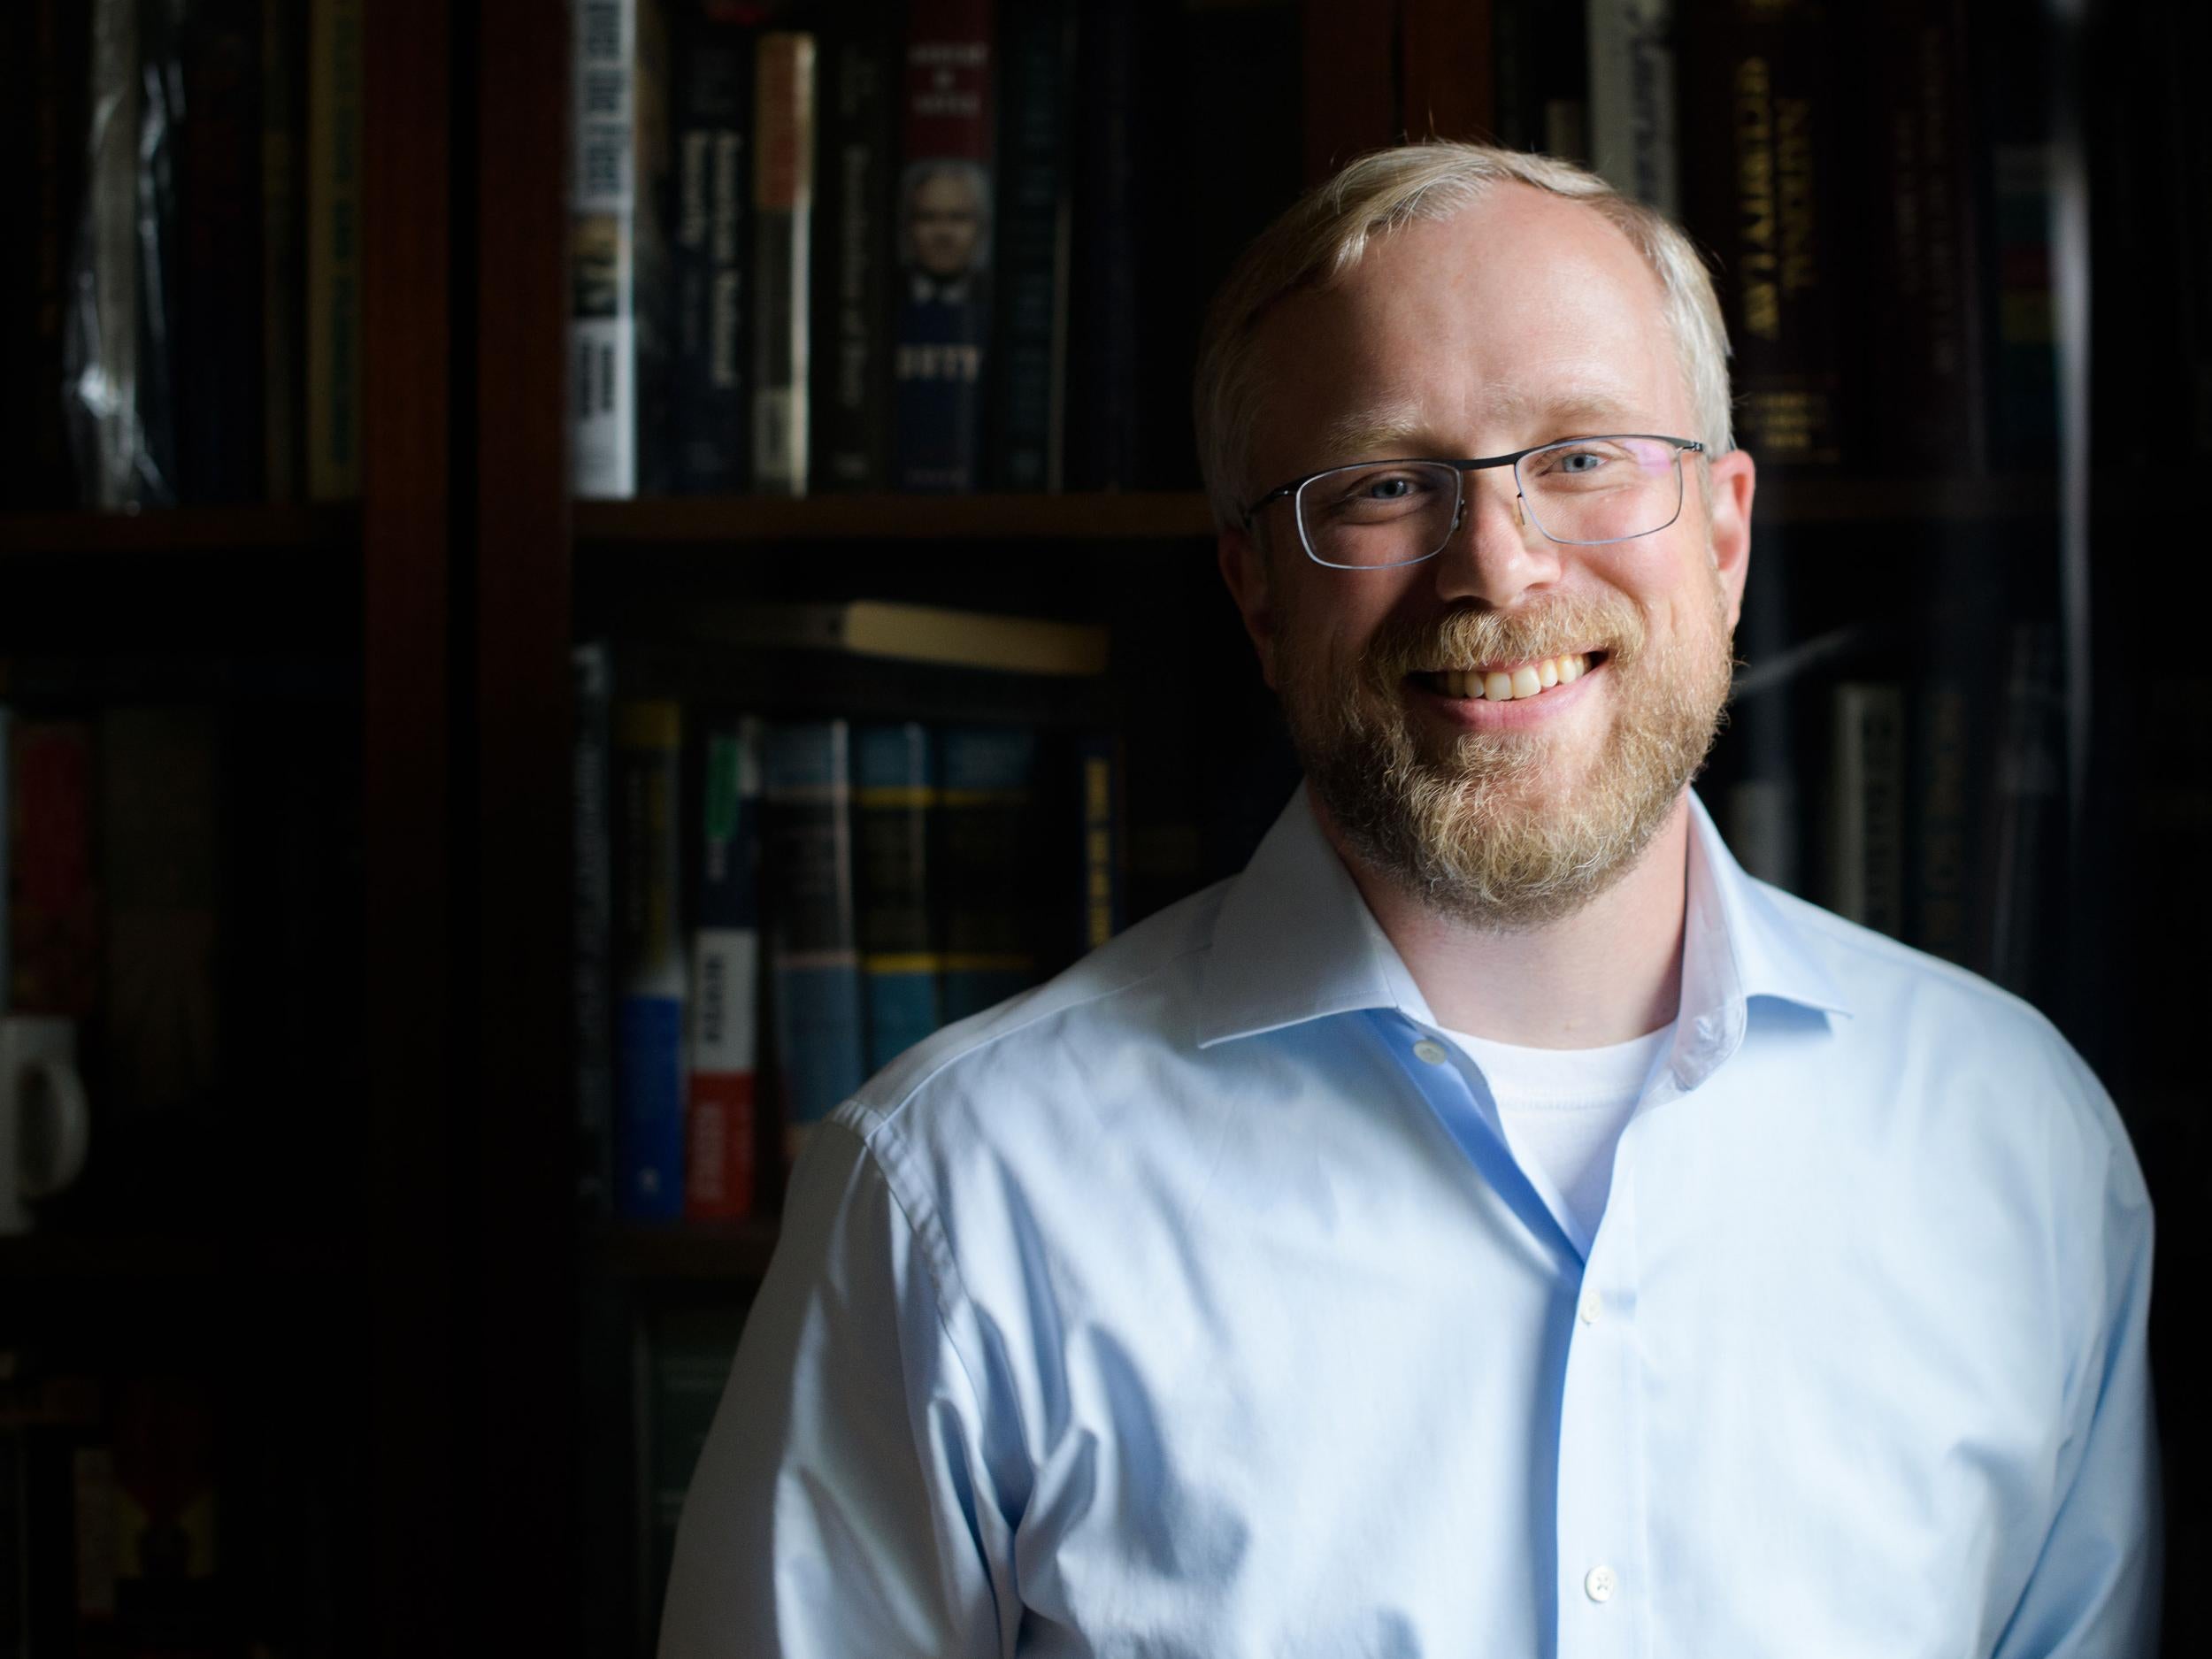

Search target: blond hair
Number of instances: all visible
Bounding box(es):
[1192,142,1733,533]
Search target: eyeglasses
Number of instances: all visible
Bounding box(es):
[1240,435,1706,570]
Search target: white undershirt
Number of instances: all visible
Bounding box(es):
[1440,1022,1675,1243]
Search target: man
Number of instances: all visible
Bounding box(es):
[661,143,2159,1656]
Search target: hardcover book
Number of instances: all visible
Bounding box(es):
[983,0,1074,491]
[762,721,865,1160]
[751,31,816,495]
[811,8,898,491]
[893,0,995,491]
[613,698,687,1222]
[573,642,616,1211]
[854,723,941,1072]
[664,2,754,495]
[685,718,764,1222]
[933,726,1038,1023]
[306,0,363,501]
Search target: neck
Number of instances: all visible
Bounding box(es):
[1311,781,1693,1048]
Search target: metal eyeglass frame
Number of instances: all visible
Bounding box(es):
[1238,434,1707,570]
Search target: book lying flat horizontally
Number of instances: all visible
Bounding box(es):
[686,599,1108,677]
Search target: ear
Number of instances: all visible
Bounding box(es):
[1704,447,1756,633]
[1217,524,1282,691]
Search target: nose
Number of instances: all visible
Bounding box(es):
[1429,465,1563,610]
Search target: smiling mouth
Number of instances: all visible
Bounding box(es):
[1408,651,1608,703]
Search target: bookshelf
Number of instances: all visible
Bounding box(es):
[3,0,2203,1655]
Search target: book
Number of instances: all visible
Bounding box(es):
[107,1377,219,1652]
[854,723,941,1072]
[573,642,616,1211]
[1586,0,1677,213]
[1494,0,1589,161]
[7,720,98,1021]
[762,720,865,1160]
[893,0,995,491]
[1062,0,1136,491]
[134,0,186,506]
[1678,0,1850,468]
[663,1,754,495]
[679,598,1109,676]
[810,7,898,491]
[750,30,816,495]
[1982,620,2064,1001]
[305,0,363,500]
[982,0,1073,491]
[177,0,265,503]
[934,726,1038,1023]
[1864,0,1985,473]
[685,718,763,1222]
[613,698,687,1222]
[1910,676,1973,966]
[1827,681,1907,937]
[634,1302,749,1654]
[0,704,10,1011]
[1078,732,1125,952]
[572,0,646,498]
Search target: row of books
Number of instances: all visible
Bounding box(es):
[1586,0,2058,474]
[574,644,1124,1224]
[0,0,363,511]
[572,0,1106,499]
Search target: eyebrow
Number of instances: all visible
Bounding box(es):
[1310,389,1648,464]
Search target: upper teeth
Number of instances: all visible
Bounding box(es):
[1433,653,1592,701]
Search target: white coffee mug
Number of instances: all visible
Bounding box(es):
[0,1014,92,1234]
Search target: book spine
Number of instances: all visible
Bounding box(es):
[134,0,184,506]
[810,16,895,492]
[1079,731,1125,952]
[684,717,763,1222]
[1911,676,1973,966]
[305,0,362,501]
[1987,142,2058,472]
[0,705,10,1013]
[1982,619,2064,999]
[1865,0,1985,473]
[1828,682,1907,937]
[933,726,1038,1023]
[613,698,687,1222]
[261,0,302,502]
[664,4,751,495]
[7,721,99,1020]
[762,720,865,1161]
[572,0,640,499]
[1678,0,1848,467]
[177,0,265,503]
[854,723,941,1073]
[1586,0,1677,212]
[982,0,1072,491]
[893,0,995,492]
[572,642,615,1212]
[637,1304,749,1647]
[1062,0,1133,490]
[751,31,815,496]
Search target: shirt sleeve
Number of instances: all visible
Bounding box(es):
[657,1117,1015,1659]
[1992,1086,2162,1659]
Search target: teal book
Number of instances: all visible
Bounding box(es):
[762,721,865,1159]
[933,726,1039,1023]
[854,724,941,1071]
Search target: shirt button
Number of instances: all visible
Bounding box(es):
[1411,1040,1449,1065]
[1585,1564,1617,1602]
[1578,1288,1601,1325]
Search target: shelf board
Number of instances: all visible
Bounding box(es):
[588,1218,781,1281]
[0,503,358,557]
[576,492,1219,543]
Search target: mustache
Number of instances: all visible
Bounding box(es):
[1358,595,1647,680]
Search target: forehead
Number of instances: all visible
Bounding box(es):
[1248,186,1683,471]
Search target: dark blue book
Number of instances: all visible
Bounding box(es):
[613,699,687,1222]
[933,726,1039,1023]
[982,0,1072,490]
[663,2,754,494]
[810,5,897,491]
[763,721,866,1159]
[854,723,941,1071]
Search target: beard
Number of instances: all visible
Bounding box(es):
[1276,570,1734,932]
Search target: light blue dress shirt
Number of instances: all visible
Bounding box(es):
[660,787,2160,1657]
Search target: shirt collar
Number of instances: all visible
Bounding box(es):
[1195,785,1852,1053]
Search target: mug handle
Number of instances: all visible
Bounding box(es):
[17,1058,91,1200]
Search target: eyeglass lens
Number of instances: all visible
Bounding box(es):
[1294,438,1686,567]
